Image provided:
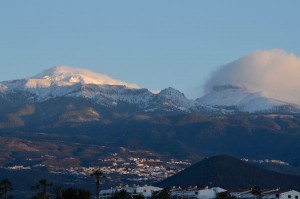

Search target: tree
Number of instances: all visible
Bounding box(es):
[151,188,170,199]
[62,187,91,199]
[251,186,262,198]
[30,186,36,198]
[111,189,132,199]
[30,185,40,199]
[37,179,53,199]
[52,186,63,199]
[0,179,13,199]
[90,170,105,199]
[133,194,145,199]
[0,187,3,199]
[217,191,236,199]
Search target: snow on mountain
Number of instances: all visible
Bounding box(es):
[197,85,300,113]
[72,85,154,107]
[0,66,204,112]
[200,50,300,113]
[153,87,196,111]
[0,66,141,100]
[0,66,139,91]
[33,65,140,89]
[0,66,298,114]
[0,83,7,92]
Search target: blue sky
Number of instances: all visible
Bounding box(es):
[0,1,299,98]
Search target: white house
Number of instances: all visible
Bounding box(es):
[230,189,300,199]
[262,190,300,199]
[170,186,227,199]
[230,190,256,199]
[99,185,162,199]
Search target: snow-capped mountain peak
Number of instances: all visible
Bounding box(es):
[198,84,300,113]
[0,66,144,105]
[33,66,139,89]
[158,87,185,97]
[1,66,299,114]
[154,87,197,111]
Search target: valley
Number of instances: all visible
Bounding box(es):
[1,66,300,197]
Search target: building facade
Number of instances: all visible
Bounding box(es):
[99,185,162,199]
[262,190,300,199]
[170,186,227,199]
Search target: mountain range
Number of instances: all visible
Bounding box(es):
[1,66,300,179]
[0,65,299,116]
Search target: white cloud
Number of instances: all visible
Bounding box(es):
[204,49,300,105]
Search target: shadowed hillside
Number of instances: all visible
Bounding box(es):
[156,155,300,189]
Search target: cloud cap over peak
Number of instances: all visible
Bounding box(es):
[204,49,300,105]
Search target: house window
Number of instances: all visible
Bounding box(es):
[144,189,147,192]
[295,196,298,199]
[288,195,291,198]
[195,192,198,195]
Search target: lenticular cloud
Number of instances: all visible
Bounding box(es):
[204,49,300,105]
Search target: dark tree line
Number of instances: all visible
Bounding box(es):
[111,188,171,199]
[1,173,262,199]
[0,175,171,199]
[0,179,13,199]
[30,179,91,199]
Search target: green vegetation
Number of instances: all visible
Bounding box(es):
[133,195,145,199]
[151,188,170,199]
[251,186,262,197]
[30,179,53,199]
[28,179,92,199]
[38,179,53,199]
[61,187,91,199]
[217,191,236,199]
[111,189,132,199]
[0,179,13,199]
[90,170,105,199]
[1,155,300,198]
[52,186,63,199]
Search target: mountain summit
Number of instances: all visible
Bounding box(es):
[0,65,299,114]
[201,50,300,111]
[0,66,213,114]
[197,84,300,113]
[33,66,139,89]
[157,155,300,189]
